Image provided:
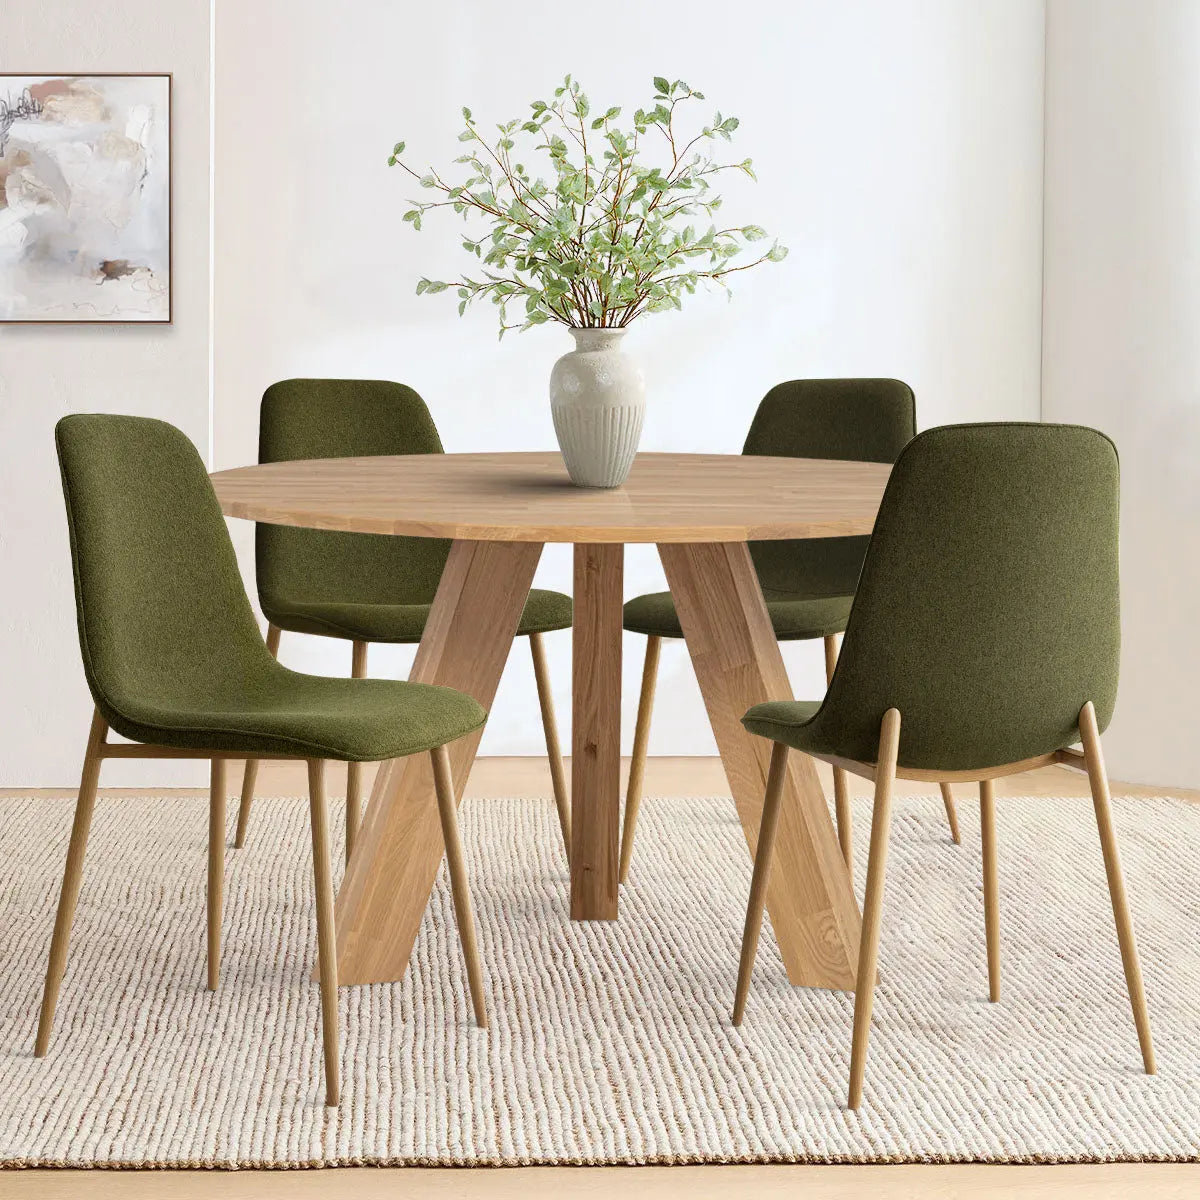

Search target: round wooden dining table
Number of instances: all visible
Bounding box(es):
[211,451,891,992]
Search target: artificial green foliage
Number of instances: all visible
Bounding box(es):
[388,75,787,335]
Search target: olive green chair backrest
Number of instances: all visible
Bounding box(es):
[815,422,1120,771]
[743,379,916,597]
[256,379,451,611]
[55,414,271,723]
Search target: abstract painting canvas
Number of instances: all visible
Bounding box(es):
[0,74,170,322]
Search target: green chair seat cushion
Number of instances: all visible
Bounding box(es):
[623,590,853,641]
[741,700,826,754]
[741,424,1121,773]
[264,588,572,644]
[101,670,487,762]
[56,413,488,765]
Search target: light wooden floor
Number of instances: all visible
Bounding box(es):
[10,753,1194,804]
[5,1163,1197,1199]
[5,757,1197,1199]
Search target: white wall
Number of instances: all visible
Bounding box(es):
[1043,0,1200,788]
[214,0,1046,757]
[0,0,211,785]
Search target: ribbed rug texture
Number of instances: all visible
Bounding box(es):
[1,788,1197,1167]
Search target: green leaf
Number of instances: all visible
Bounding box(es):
[462,106,473,121]
[766,243,789,262]
[393,75,778,333]
[392,141,405,155]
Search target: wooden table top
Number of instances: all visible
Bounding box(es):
[211,451,891,543]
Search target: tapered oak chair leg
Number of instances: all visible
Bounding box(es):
[1079,702,1156,1073]
[307,759,340,1107]
[620,634,661,883]
[344,640,369,866]
[35,708,108,1057]
[431,743,487,1028]
[529,632,571,863]
[823,635,853,872]
[207,757,227,990]
[732,741,790,1025]
[980,778,1001,1002]
[939,782,961,844]
[848,708,901,1110]
[234,623,281,848]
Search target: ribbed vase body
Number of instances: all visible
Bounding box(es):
[549,328,646,488]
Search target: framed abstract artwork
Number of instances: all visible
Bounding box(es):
[0,73,171,323]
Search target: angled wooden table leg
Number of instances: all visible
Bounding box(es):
[570,542,624,920]
[331,538,544,985]
[659,541,861,991]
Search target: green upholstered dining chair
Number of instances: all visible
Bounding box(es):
[40,414,490,1108]
[233,378,573,865]
[732,422,1155,1110]
[619,378,960,883]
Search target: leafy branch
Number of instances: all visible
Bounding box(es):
[388,75,787,337]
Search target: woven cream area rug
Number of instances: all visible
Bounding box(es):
[1,788,1198,1167]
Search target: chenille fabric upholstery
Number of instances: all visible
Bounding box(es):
[55,414,486,760]
[622,379,915,641]
[622,591,854,642]
[742,423,1121,771]
[256,378,571,643]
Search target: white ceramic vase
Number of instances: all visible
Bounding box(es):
[549,327,646,488]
